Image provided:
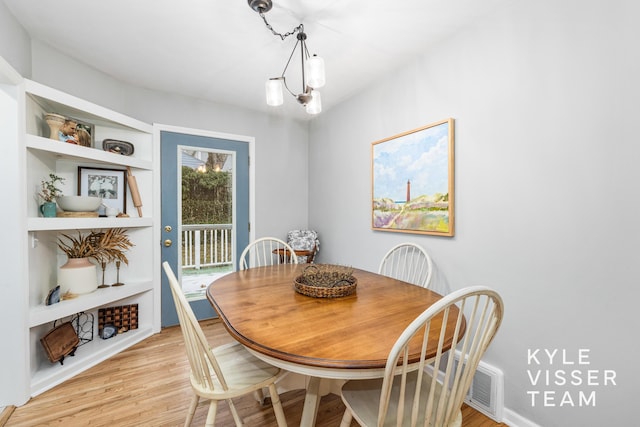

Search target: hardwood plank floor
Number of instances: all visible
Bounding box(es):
[4,319,508,426]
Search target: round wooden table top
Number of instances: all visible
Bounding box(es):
[207,264,460,371]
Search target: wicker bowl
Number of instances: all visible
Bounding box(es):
[294,264,357,298]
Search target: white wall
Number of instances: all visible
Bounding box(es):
[0,0,30,78]
[309,1,639,425]
[30,41,310,239]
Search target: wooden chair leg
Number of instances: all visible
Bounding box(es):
[308,246,317,264]
[185,394,199,427]
[205,400,218,427]
[340,408,354,427]
[268,383,288,427]
[227,399,243,426]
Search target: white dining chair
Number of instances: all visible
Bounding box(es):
[162,262,288,427]
[378,242,433,288]
[239,237,298,270]
[340,286,504,427]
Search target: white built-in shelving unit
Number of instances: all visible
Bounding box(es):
[6,78,160,402]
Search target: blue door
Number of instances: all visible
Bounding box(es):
[161,130,249,326]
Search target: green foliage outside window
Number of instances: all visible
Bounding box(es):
[181,166,232,224]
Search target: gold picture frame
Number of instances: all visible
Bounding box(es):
[372,118,455,236]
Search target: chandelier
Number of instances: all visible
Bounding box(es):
[248,0,326,114]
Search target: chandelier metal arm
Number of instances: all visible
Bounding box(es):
[277,35,312,100]
[280,38,300,79]
[298,35,307,94]
[279,78,311,104]
[277,40,300,100]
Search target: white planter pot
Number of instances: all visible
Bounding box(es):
[58,257,98,295]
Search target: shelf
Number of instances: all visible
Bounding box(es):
[29,282,153,327]
[27,216,152,231]
[31,325,153,397]
[26,135,152,170]
[24,79,153,135]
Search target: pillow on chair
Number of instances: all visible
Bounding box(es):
[287,230,319,263]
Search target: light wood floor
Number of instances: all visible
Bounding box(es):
[4,319,508,426]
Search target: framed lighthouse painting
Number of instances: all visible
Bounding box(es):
[371,118,455,236]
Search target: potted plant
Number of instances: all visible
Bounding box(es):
[38,173,65,217]
[57,228,134,296]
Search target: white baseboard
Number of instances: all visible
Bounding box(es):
[502,408,542,427]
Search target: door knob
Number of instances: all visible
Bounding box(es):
[164,239,172,247]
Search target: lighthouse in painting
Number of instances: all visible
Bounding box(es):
[406,180,411,203]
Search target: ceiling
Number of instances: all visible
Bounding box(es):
[4,0,508,120]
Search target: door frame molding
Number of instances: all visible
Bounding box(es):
[153,123,255,324]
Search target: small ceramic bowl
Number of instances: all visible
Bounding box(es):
[56,195,102,212]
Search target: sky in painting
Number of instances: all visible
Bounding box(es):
[373,121,450,201]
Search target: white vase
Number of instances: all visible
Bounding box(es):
[45,113,66,141]
[58,257,98,295]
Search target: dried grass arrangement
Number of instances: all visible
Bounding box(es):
[57,228,134,264]
[294,264,357,298]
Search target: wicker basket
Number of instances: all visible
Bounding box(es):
[294,264,357,298]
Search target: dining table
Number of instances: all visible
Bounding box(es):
[206,263,461,426]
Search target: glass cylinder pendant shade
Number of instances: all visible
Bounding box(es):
[266,78,284,106]
[306,55,325,89]
[306,90,322,114]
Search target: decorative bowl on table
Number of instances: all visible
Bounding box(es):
[56,195,102,212]
[294,264,357,298]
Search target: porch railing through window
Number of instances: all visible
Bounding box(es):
[182,224,233,270]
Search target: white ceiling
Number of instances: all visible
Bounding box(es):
[4,0,508,120]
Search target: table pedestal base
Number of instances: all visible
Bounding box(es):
[275,373,346,427]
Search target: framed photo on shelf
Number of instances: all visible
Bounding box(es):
[73,118,94,148]
[48,114,94,147]
[78,167,127,216]
[371,118,455,236]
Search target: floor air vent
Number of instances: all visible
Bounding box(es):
[466,359,503,421]
[441,352,504,422]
